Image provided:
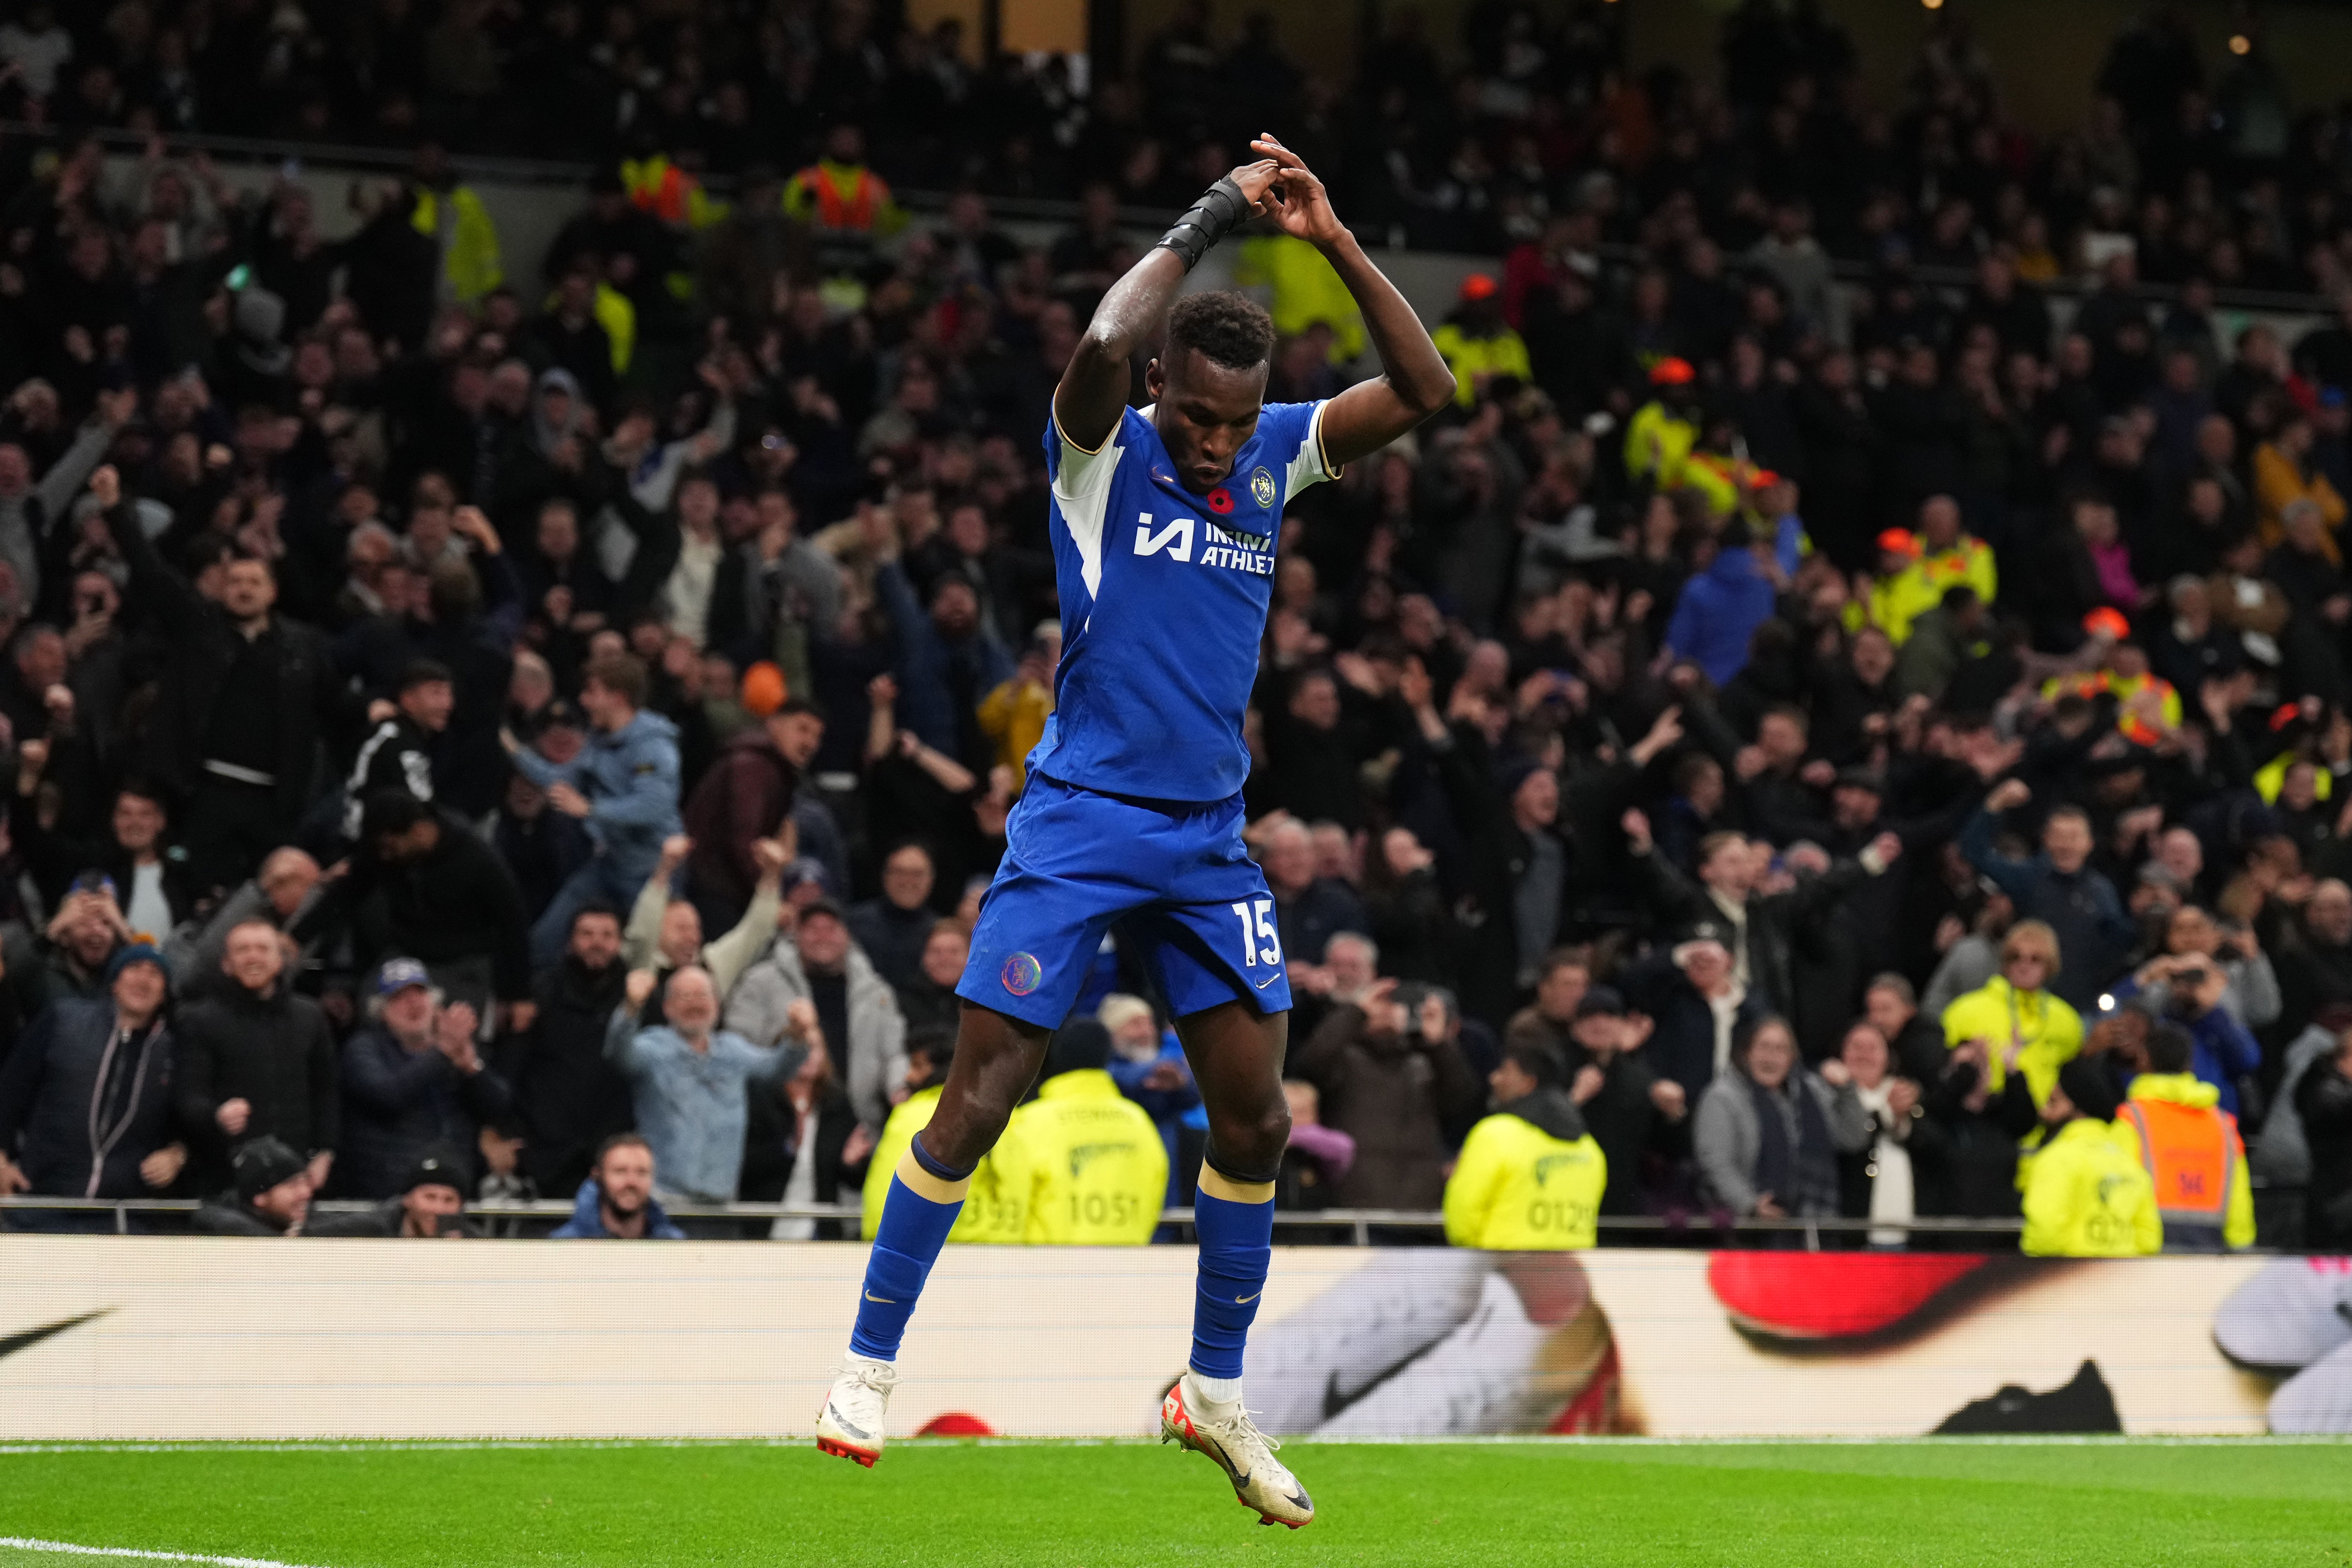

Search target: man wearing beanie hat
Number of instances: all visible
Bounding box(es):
[0,943,181,1231]
[300,1148,480,1239]
[2020,1057,2160,1257]
[192,1134,314,1235]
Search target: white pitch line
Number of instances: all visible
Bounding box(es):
[0,1538,335,1568]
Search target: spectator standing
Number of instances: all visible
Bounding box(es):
[504,902,632,1199]
[1693,1016,1871,1225]
[94,467,340,894]
[2297,1027,2352,1251]
[1939,919,2085,1114]
[1959,781,2136,1011]
[726,901,907,1135]
[0,946,180,1230]
[1834,1022,1923,1247]
[605,965,798,1206]
[1289,980,1481,1211]
[620,834,786,1021]
[337,960,513,1200]
[681,698,839,932]
[164,848,321,1003]
[1562,988,1687,1216]
[174,920,339,1195]
[849,842,941,992]
[548,1132,686,1240]
[2112,951,2264,1114]
[507,650,684,965]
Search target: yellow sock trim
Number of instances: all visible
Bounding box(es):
[1197,1166,1275,1204]
[894,1149,972,1204]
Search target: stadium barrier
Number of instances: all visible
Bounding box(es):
[0,1195,2030,1247]
[0,1238,2291,1440]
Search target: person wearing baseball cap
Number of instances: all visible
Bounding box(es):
[1431,271,1531,408]
[335,956,513,1201]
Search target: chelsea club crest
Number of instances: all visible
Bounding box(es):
[1249,466,1276,509]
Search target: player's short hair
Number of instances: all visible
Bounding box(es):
[1166,291,1276,373]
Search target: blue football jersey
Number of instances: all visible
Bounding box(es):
[1026,400,1337,802]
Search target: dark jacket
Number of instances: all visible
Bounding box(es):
[1958,807,2137,1011]
[0,999,176,1199]
[299,814,534,1001]
[102,498,341,819]
[1288,1001,1481,1210]
[173,984,340,1186]
[1616,946,1768,1105]
[547,1175,686,1239]
[337,1024,515,1198]
[2296,1053,2352,1251]
[500,955,634,1198]
[1628,846,1875,1023]
[681,728,799,922]
[6,792,202,935]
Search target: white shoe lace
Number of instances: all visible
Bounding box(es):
[1196,1403,1286,1477]
[832,1358,898,1425]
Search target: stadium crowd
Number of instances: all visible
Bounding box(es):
[0,2,2351,1254]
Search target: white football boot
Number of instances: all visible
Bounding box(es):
[1161,1371,1316,1529]
[814,1353,899,1467]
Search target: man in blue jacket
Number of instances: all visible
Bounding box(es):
[549,1132,686,1239]
[1663,520,1777,687]
[506,650,683,965]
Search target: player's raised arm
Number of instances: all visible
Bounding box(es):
[1249,133,1456,467]
[1053,158,1283,452]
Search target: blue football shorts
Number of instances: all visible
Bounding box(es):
[958,772,1291,1030]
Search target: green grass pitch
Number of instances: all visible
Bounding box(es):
[3,1439,2349,1567]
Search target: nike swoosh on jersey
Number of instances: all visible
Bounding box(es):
[1255,971,1283,989]
[864,1291,895,1303]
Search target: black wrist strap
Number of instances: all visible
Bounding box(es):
[1155,176,1250,271]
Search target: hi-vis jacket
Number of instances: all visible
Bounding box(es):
[1009,1069,1167,1245]
[2021,1115,2161,1257]
[2114,1072,2255,1250]
[863,1085,1032,1244]
[1444,1097,1607,1249]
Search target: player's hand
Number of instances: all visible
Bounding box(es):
[1249,135,1346,247]
[1224,157,1282,219]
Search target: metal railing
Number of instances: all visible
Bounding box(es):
[0,1194,2027,1248]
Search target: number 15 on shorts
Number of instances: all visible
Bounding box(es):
[1231,898,1282,968]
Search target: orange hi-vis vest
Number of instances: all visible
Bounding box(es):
[796,162,882,232]
[2115,1096,2239,1249]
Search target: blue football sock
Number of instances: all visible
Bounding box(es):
[848,1144,971,1363]
[1190,1166,1276,1382]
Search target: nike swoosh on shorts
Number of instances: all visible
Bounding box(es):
[1255,972,1282,989]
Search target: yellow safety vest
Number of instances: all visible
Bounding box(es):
[411,184,503,303]
[2020,1116,2161,1257]
[1444,1109,1606,1249]
[1010,1069,1167,1245]
[1232,234,1365,362]
[1430,321,1533,408]
[862,1086,1032,1244]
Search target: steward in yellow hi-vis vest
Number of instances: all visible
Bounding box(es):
[2020,1061,2160,1258]
[1444,1044,1606,1249]
[864,1084,1032,1244]
[1013,1065,1167,1245]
